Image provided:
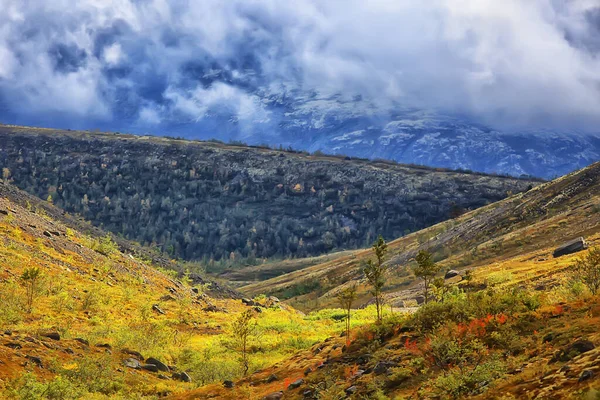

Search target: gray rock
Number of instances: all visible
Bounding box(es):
[374,361,397,374]
[152,304,166,315]
[26,355,42,367]
[263,391,284,400]
[223,380,235,388]
[345,385,358,395]
[553,237,587,258]
[580,369,594,382]
[173,371,192,382]
[41,332,60,341]
[121,348,144,360]
[288,378,304,390]
[145,357,169,372]
[266,374,278,383]
[123,358,141,369]
[141,364,159,373]
[444,270,460,279]
[73,338,89,346]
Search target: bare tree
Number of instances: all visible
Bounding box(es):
[336,284,357,344]
[231,310,257,376]
[21,267,42,314]
[363,236,388,322]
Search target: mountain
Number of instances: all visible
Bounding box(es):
[240,159,600,310]
[0,124,539,268]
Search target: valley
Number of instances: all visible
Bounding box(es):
[0,127,600,399]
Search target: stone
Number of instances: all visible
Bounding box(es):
[4,330,12,336]
[553,237,587,258]
[191,287,199,294]
[302,389,314,398]
[414,295,426,305]
[254,306,263,313]
[554,339,595,362]
[173,371,192,382]
[345,385,358,395]
[263,391,284,400]
[141,364,159,373]
[123,358,141,369]
[145,357,169,372]
[41,332,60,341]
[288,378,304,390]
[152,304,166,315]
[121,348,144,360]
[242,298,256,306]
[96,343,112,349]
[74,338,89,346]
[26,355,42,367]
[5,342,22,349]
[223,380,235,388]
[266,374,278,383]
[374,361,397,375]
[445,270,460,279]
[580,370,594,382]
[304,367,313,376]
[159,295,176,302]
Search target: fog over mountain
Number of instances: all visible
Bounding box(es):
[1,0,600,178]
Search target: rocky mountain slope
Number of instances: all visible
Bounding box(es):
[0,124,539,267]
[240,160,600,310]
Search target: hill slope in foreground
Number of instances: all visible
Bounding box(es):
[0,124,538,267]
[176,165,600,399]
[0,181,371,398]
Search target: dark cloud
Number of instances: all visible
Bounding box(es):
[0,0,599,136]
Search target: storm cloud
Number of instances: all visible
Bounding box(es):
[0,0,599,135]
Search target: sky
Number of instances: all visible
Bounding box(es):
[0,0,599,137]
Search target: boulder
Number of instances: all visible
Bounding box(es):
[345,386,358,395]
[123,358,141,369]
[41,332,60,341]
[553,237,587,258]
[580,370,594,382]
[374,361,397,374]
[263,392,283,400]
[288,378,304,390]
[223,380,235,388]
[414,295,426,305]
[304,367,313,376]
[74,338,89,346]
[141,364,159,373]
[242,298,256,306]
[444,270,460,279]
[553,339,595,362]
[145,357,169,372]
[121,348,144,360]
[26,355,42,367]
[172,371,192,382]
[266,374,278,383]
[152,304,166,315]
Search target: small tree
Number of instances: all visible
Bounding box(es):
[432,277,449,303]
[363,235,388,322]
[336,284,357,345]
[21,267,42,314]
[231,310,257,376]
[413,250,441,304]
[572,247,600,295]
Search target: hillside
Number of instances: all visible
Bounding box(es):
[0,181,375,398]
[241,160,600,310]
[0,124,539,269]
[171,162,600,400]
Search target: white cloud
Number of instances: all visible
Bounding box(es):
[0,0,598,131]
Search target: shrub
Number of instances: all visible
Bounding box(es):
[0,281,24,325]
[571,247,600,295]
[431,357,505,399]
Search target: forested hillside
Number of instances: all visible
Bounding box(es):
[0,125,538,268]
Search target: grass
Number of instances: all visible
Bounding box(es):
[0,200,382,398]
